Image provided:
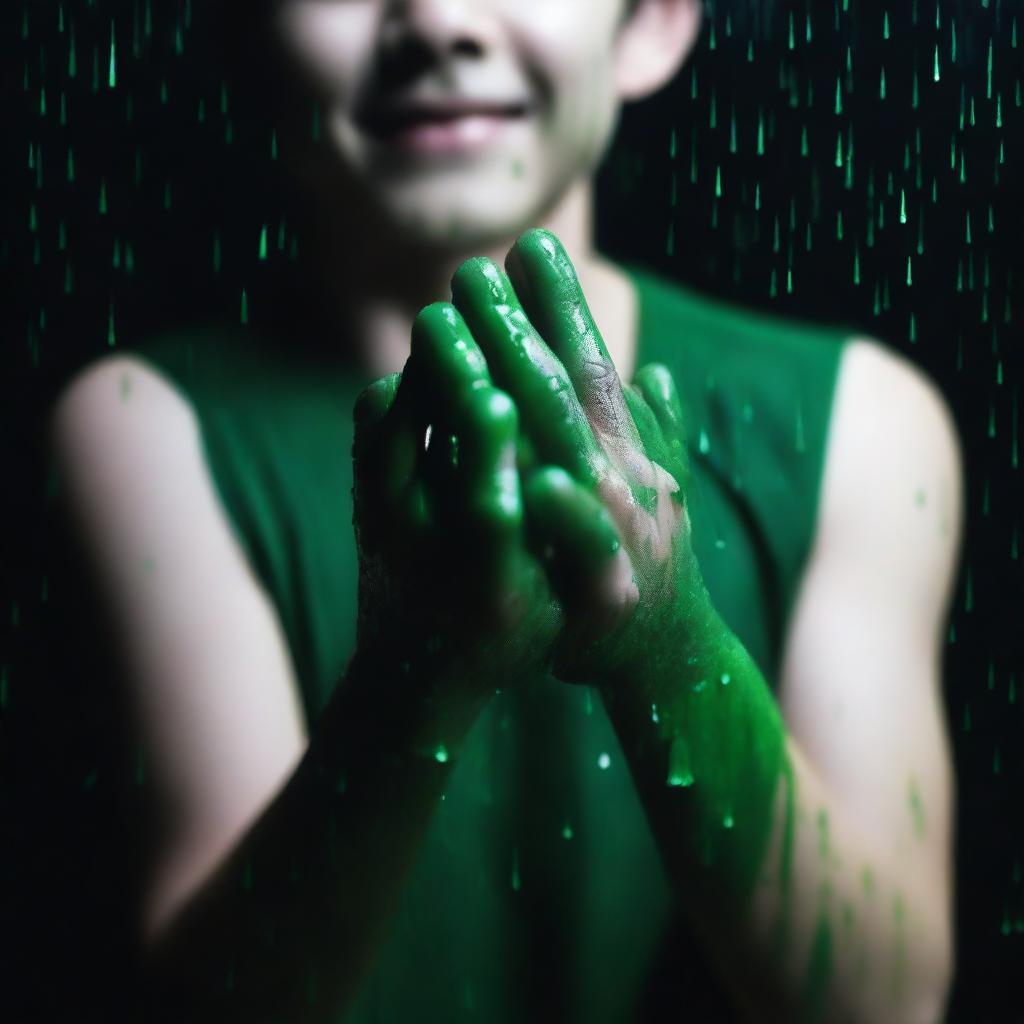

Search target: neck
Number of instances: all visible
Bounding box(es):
[268,177,638,383]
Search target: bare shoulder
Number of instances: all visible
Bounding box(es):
[48,351,309,941]
[831,337,962,476]
[820,336,964,562]
[49,352,197,466]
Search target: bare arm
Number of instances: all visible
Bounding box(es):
[599,340,959,1022]
[47,355,490,1023]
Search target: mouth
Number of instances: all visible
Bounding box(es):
[358,99,533,151]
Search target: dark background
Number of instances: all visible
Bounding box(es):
[1,0,1021,1020]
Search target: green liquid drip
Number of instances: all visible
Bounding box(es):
[666,736,695,787]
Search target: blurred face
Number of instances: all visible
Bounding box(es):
[270,0,632,250]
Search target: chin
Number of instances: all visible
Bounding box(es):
[376,190,547,254]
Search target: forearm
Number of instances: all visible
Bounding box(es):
[138,652,491,1024]
[598,606,951,1023]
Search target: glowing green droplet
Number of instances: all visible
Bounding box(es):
[561,821,574,840]
[667,736,695,787]
[597,752,611,770]
[433,744,449,763]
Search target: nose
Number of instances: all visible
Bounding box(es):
[380,0,494,63]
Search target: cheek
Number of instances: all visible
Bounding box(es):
[512,7,621,165]
[274,3,369,100]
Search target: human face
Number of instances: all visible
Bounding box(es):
[270,0,632,251]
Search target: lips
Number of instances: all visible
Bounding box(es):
[360,99,531,139]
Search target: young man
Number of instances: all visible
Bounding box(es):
[45,0,961,1020]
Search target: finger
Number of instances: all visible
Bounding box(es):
[632,362,690,489]
[410,301,493,399]
[505,229,640,448]
[523,465,621,573]
[450,257,606,488]
[523,465,638,655]
[369,361,433,553]
[353,373,400,463]
[453,386,523,596]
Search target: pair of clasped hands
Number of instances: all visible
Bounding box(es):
[352,229,703,702]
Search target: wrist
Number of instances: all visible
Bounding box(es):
[596,582,725,696]
[339,643,495,764]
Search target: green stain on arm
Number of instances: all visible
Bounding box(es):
[890,893,907,1004]
[816,808,830,861]
[908,777,926,839]
[799,913,833,1024]
[861,865,875,898]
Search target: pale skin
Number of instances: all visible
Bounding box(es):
[45,1,960,1021]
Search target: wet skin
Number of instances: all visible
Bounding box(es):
[353,227,788,916]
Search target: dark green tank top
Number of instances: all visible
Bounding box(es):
[127,262,850,1023]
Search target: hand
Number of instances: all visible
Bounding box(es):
[351,299,622,703]
[448,229,710,682]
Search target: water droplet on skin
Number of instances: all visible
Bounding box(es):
[698,428,711,454]
[597,752,611,770]
[692,679,708,694]
[722,812,735,829]
[650,703,660,724]
[720,673,731,686]
[561,821,574,840]
[434,744,449,763]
